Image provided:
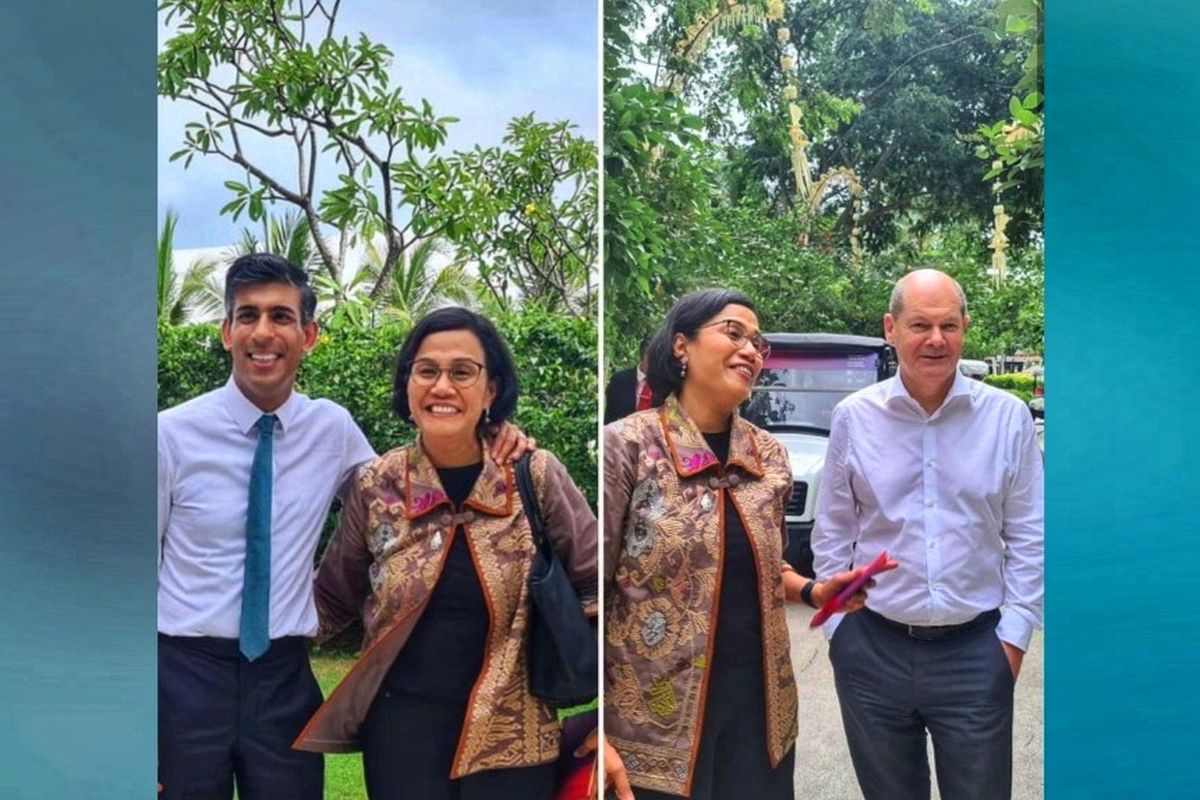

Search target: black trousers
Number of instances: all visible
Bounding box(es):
[829,610,1014,800]
[361,686,557,800]
[158,634,323,800]
[635,659,796,800]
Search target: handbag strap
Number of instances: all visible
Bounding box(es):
[514,453,551,556]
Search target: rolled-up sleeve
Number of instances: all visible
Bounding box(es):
[996,412,1044,651]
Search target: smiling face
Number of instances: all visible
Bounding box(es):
[674,303,764,418]
[884,272,968,409]
[221,282,318,412]
[406,329,497,449]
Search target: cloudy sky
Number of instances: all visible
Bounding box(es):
[158,0,599,250]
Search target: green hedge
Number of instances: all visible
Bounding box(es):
[158,308,598,514]
[983,373,1035,405]
[157,322,233,408]
[984,373,1035,392]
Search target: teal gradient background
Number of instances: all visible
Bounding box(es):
[1046,0,1200,796]
[0,3,155,797]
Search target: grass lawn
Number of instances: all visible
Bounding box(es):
[310,651,366,800]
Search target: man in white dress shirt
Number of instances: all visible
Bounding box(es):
[812,269,1043,800]
[158,254,376,799]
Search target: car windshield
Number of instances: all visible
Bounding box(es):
[744,352,880,431]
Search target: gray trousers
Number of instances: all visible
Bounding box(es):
[829,609,1014,800]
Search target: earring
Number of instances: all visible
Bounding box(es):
[484,407,492,425]
[679,359,688,379]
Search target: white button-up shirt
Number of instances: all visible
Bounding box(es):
[812,371,1044,650]
[158,379,376,639]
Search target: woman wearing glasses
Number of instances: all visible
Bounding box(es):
[295,307,597,800]
[600,289,887,800]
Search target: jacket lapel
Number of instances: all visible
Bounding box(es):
[659,394,765,478]
[402,436,513,519]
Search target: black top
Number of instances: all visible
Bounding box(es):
[380,462,489,702]
[703,431,764,668]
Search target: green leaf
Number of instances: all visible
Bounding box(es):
[218,198,241,215]
[1005,15,1031,35]
[1008,96,1036,126]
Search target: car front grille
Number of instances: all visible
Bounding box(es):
[786,481,808,516]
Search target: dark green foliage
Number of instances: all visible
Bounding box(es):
[296,325,413,456]
[603,0,722,372]
[603,216,1043,374]
[714,0,1042,247]
[499,309,598,509]
[157,321,230,408]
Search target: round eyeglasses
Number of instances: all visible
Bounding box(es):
[408,358,487,388]
[699,319,771,360]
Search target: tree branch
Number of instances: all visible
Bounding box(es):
[863,31,980,101]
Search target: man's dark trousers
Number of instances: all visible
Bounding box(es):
[159,634,323,800]
[829,609,1014,800]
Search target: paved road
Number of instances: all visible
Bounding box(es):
[788,604,1044,799]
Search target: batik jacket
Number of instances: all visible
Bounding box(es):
[294,442,598,778]
[603,395,799,796]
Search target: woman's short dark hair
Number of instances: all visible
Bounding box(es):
[644,288,757,401]
[391,307,519,427]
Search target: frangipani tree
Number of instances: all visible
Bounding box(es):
[159,0,463,297]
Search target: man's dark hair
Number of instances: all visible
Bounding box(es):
[644,288,757,400]
[392,307,520,427]
[224,253,317,324]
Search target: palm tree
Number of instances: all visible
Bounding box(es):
[355,234,478,326]
[157,211,225,325]
[227,210,323,272]
[221,214,475,327]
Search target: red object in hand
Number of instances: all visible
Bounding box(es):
[809,551,891,628]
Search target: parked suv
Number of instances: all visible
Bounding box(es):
[742,333,897,575]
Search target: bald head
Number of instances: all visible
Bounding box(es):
[889,270,967,320]
[883,269,969,412]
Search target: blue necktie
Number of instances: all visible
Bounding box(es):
[240,414,275,661]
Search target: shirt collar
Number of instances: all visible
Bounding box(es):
[636,366,646,383]
[885,370,975,415]
[401,435,513,520]
[658,394,765,479]
[220,378,301,435]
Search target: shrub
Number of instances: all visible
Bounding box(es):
[157,321,229,409]
[983,372,1035,405]
[984,373,1035,392]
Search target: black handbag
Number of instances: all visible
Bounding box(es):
[514,453,598,708]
